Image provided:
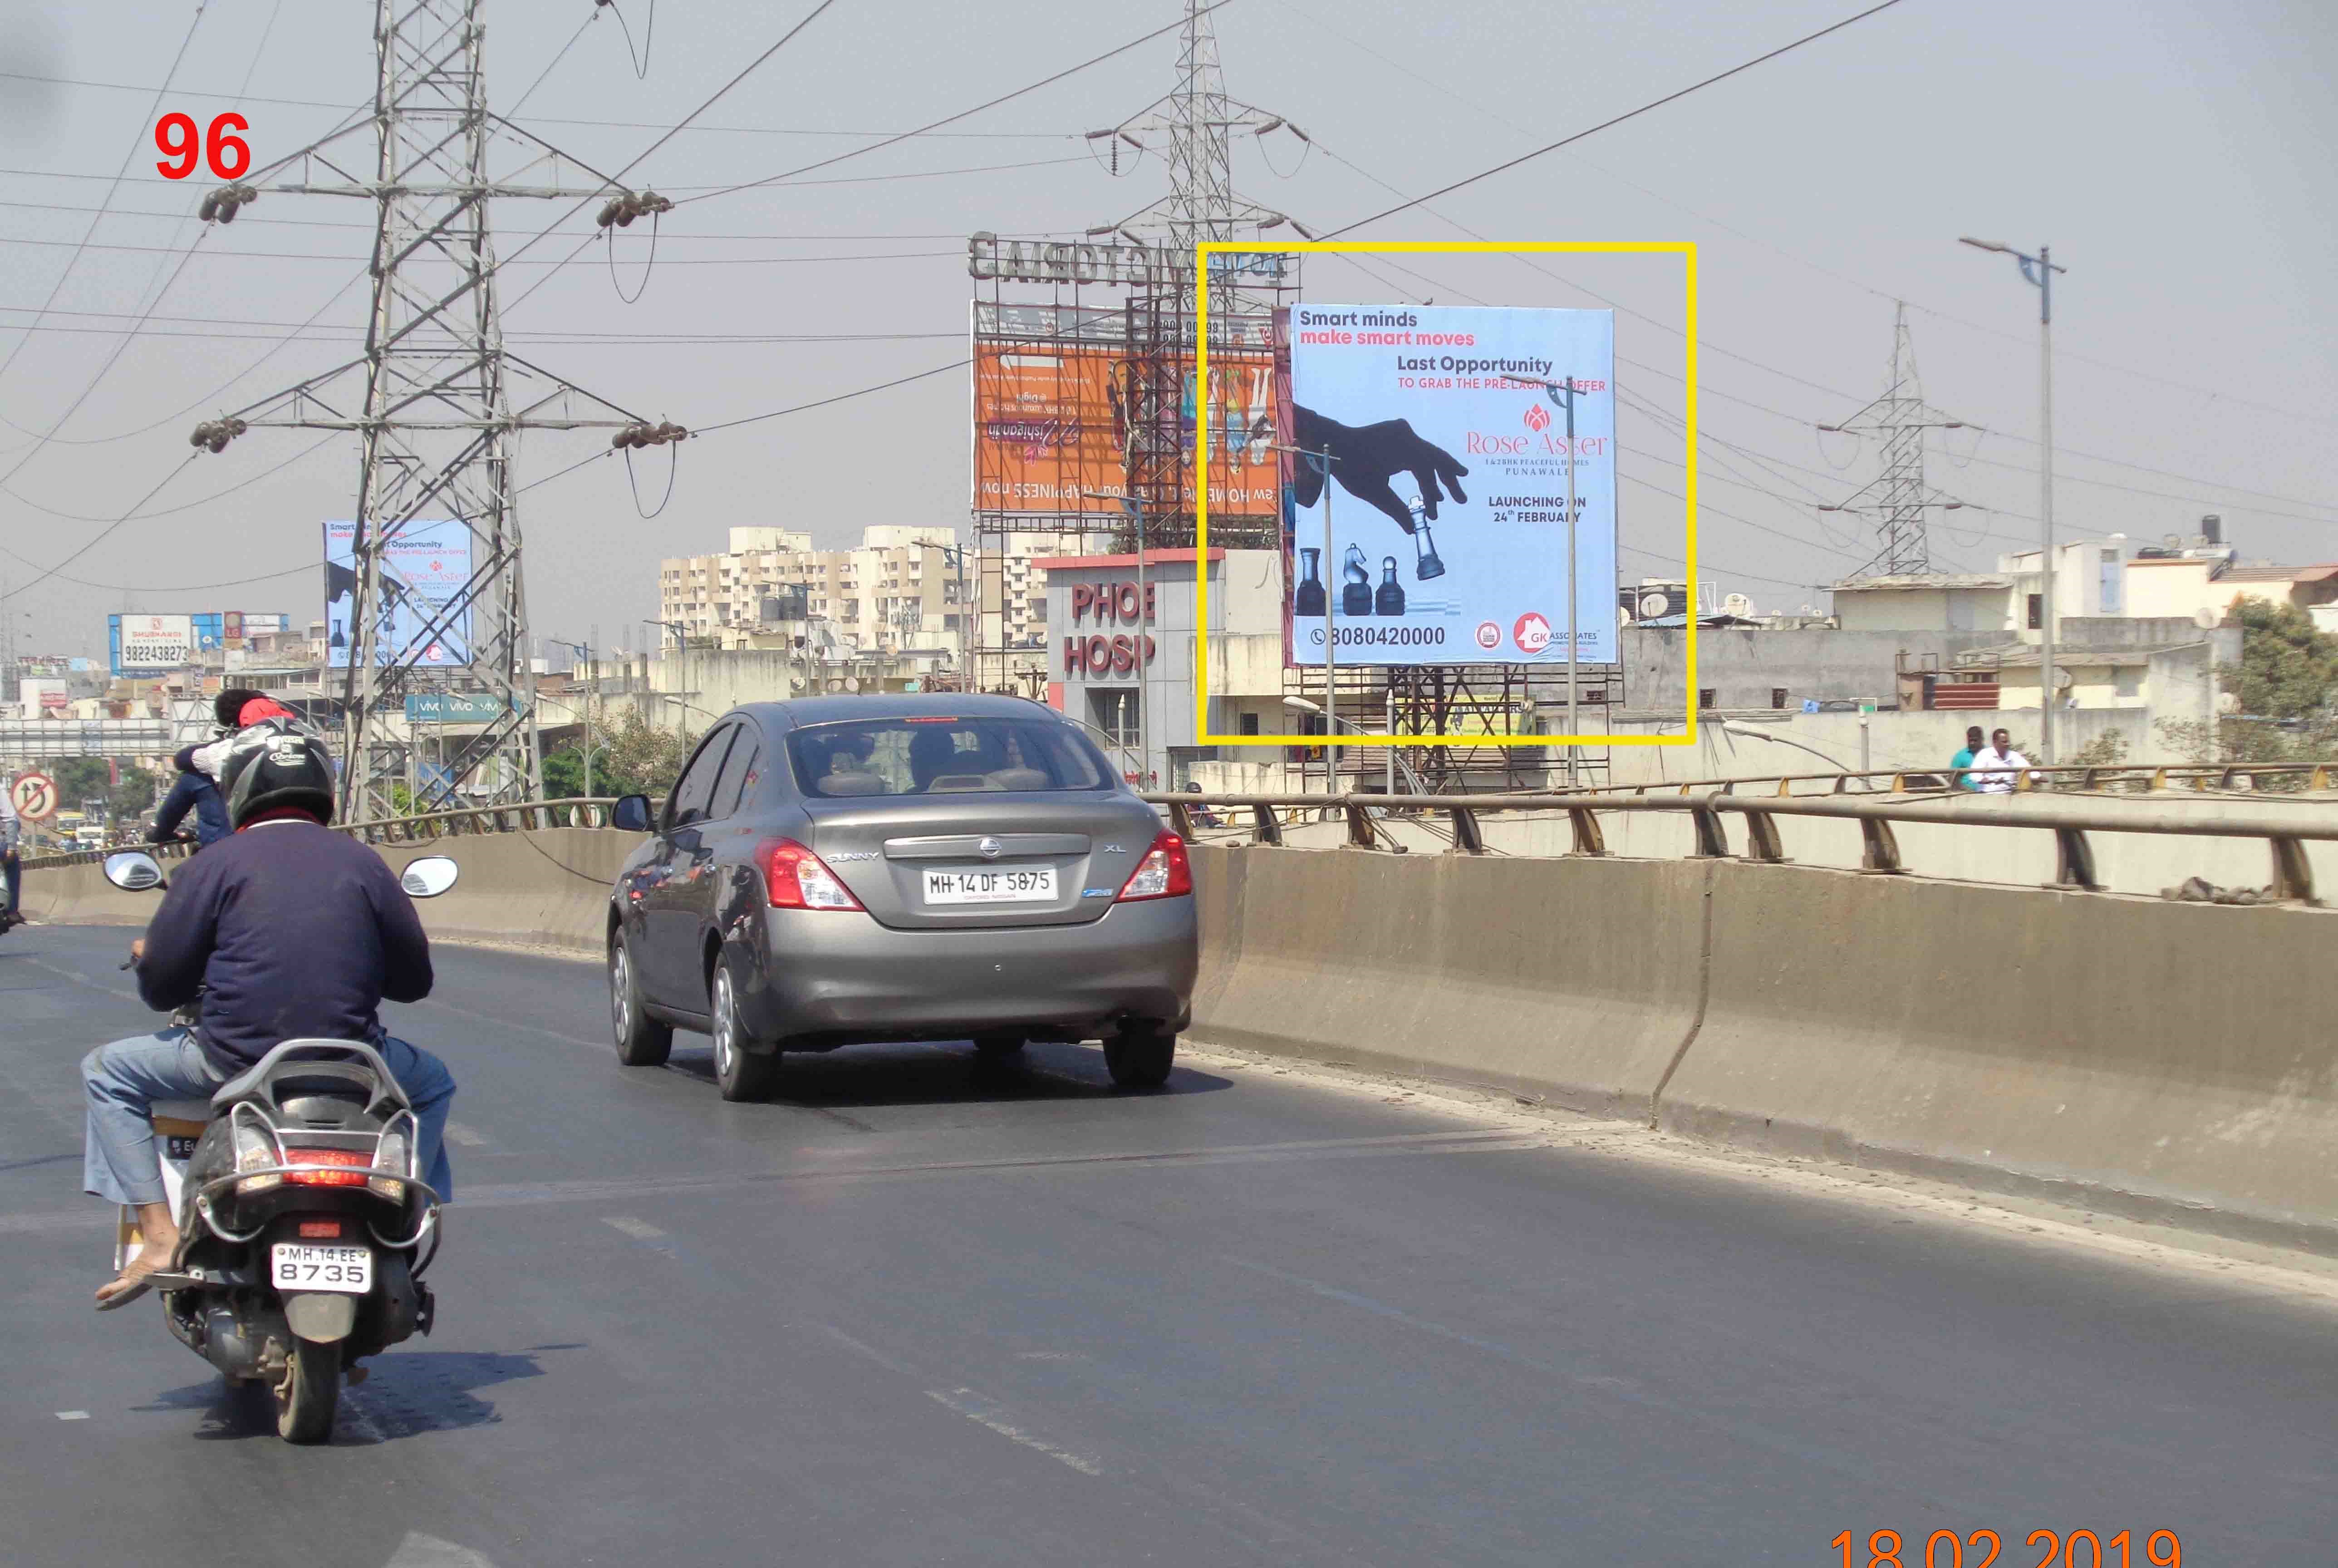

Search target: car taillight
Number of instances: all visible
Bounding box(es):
[761,838,864,911]
[283,1147,371,1187]
[234,1121,281,1193]
[1116,829,1193,901]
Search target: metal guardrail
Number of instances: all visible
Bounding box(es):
[17,797,635,869]
[1142,789,2338,905]
[1522,761,2337,799]
[29,781,2333,906]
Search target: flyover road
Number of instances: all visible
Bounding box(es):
[3,926,2334,1566]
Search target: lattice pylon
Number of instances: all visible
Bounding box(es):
[207,0,647,822]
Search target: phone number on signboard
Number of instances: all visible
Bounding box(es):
[1327,626,1445,648]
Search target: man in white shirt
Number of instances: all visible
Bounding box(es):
[1968,727,2032,794]
[0,776,20,931]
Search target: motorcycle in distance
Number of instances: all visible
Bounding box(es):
[100,847,460,1444]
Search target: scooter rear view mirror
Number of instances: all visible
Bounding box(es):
[399,856,460,899]
[103,852,166,892]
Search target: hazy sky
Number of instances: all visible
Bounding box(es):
[1,0,2331,661]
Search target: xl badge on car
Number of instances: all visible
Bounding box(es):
[978,836,1005,859]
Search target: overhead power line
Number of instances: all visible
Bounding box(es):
[676,1,1237,207]
[0,0,211,397]
[1321,0,1911,238]
[1272,0,2333,433]
[0,79,1075,137]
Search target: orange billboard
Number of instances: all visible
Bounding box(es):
[972,338,1281,518]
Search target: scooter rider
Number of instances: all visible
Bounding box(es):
[82,729,457,1309]
[147,745,230,850]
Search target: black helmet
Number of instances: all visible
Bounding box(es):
[214,686,267,728]
[218,728,336,828]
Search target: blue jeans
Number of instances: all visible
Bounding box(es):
[82,1029,456,1207]
[151,771,230,847]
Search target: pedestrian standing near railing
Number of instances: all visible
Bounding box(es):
[1967,728,2034,794]
[1950,724,1986,791]
[0,775,21,932]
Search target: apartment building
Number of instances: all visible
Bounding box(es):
[658,525,962,654]
[657,525,1120,668]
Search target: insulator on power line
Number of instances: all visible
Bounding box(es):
[200,183,260,225]
[596,189,675,231]
[189,416,248,453]
[612,419,690,450]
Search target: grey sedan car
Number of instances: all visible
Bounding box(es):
[605,695,1198,1100]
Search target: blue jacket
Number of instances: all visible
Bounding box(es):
[136,817,434,1073]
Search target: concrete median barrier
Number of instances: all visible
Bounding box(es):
[1659,860,2338,1249]
[1187,843,1710,1120]
[378,828,635,956]
[27,824,2338,1247]
[14,857,153,927]
[14,829,635,956]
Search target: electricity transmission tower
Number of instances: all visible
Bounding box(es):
[188,0,656,822]
[1088,0,1305,548]
[1819,303,1970,576]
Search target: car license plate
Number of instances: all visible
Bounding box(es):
[923,865,1056,904]
[270,1242,373,1294]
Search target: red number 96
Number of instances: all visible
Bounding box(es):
[155,113,250,180]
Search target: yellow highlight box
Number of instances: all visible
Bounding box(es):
[1194,240,1698,748]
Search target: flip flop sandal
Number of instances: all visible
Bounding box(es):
[94,1270,159,1312]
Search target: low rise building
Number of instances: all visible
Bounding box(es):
[1038,548,1287,788]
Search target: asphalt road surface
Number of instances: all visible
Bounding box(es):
[5,925,2334,1566]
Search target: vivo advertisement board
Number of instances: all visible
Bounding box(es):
[324,519,472,668]
[1286,303,1616,667]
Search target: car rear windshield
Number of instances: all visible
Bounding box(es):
[786,716,1113,799]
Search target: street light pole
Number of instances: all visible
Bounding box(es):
[643,618,694,738]
[1563,375,1580,787]
[1265,443,1343,797]
[1504,374,1587,786]
[1960,236,2068,763]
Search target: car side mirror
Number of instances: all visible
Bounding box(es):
[612,794,654,833]
[103,851,167,892]
[399,855,460,898]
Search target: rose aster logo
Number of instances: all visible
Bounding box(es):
[1523,404,1551,432]
[1474,621,1502,651]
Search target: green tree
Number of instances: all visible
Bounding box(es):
[593,708,695,799]
[2226,595,2338,720]
[113,764,160,818]
[51,756,114,811]
[541,747,589,799]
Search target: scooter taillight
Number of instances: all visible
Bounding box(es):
[282,1147,371,1187]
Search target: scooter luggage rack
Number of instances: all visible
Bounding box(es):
[192,1101,437,1249]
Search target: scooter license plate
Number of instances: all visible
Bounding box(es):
[270,1242,373,1294]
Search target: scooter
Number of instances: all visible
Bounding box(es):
[100,848,461,1443]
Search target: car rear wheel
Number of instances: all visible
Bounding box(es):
[710,958,779,1102]
[609,932,673,1067]
[1103,1027,1174,1090]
